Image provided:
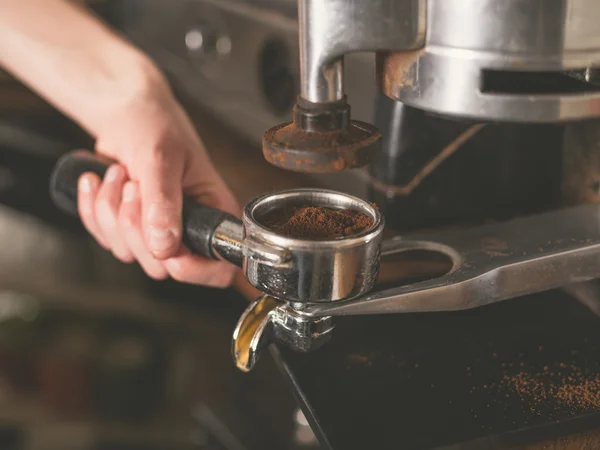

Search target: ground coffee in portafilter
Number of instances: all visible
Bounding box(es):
[261,205,374,239]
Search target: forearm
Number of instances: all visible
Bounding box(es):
[0,0,168,136]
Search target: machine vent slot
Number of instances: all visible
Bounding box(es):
[481,69,600,95]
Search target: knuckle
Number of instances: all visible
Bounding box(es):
[112,249,134,264]
[119,208,138,231]
[166,260,187,282]
[146,147,171,170]
[169,271,186,283]
[96,195,113,215]
[146,201,180,229]
[205,265,236,288]
[78,202,94,221]
[147,267,169,280]
[78,192,96,217]
[98,183,121,206]
[97,199,118,228]
[104,164,126,184]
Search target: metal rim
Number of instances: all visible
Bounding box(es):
[243,188,384,248]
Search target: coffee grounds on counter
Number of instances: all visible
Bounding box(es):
[469,352,600,417]
[262,205,373,239]
[501,367,600,414]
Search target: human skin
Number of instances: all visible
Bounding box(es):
[0,0,241,287]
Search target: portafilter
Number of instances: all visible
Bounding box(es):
[49,150,385,370]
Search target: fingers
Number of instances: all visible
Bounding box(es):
[94,165,134,262]
[163,247,237,288]
[78,159,237,287]
[119,181,234,286]
[78,172,108,249]
[119,182,168,280]
[139,154,184,260]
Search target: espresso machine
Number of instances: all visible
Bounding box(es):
[52,0,600,448]
[113,0,600,368]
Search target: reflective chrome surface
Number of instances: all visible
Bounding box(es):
[299,0,426,103]
[208,188,384,303]
[302,202,600,317]
[297,0,600,122]
[123,0,600,131]
[381,0,600,122]
[243,189,384,303]
[232,294,334,372]
[232,294,279,372]
[213,218,289,266]
[212,219,244,266]
[230,202,600,372]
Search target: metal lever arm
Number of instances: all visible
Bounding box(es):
[305,203,600,317]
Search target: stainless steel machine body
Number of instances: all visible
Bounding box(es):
[120,0,600,139]
[299,0,600,123]
[259,0,600,172]
[380,0,600,122]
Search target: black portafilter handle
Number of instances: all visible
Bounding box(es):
[49,149,242,261]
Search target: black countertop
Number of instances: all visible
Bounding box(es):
[274,289,600,450]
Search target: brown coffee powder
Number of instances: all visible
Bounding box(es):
[469,354,600,417]
[262,205,373,239]
[501,367,600,414]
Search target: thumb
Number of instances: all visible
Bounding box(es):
[139,156,184,260]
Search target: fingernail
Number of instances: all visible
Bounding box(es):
[148,228,177,253]
[122,182,137,202]
[79,175,94,194]
[105,165,122,182]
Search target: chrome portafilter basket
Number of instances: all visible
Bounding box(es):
[242,190,383,303]
[50,150,385,372]
[234,190,383,371]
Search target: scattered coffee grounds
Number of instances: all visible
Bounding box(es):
[470,354,600,416]
[501,366,600,415]
[262,205,373,239]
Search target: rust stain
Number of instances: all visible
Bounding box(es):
[263,120,380,173]
[378,48,425,94]
[482,237,508,251]
[481,237,511,257]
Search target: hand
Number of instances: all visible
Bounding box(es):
[76,73,240,287]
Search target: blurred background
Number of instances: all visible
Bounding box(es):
[0,0,345,448]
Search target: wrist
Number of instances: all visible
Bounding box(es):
[0,0,174,137]
[83,49,174,137]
